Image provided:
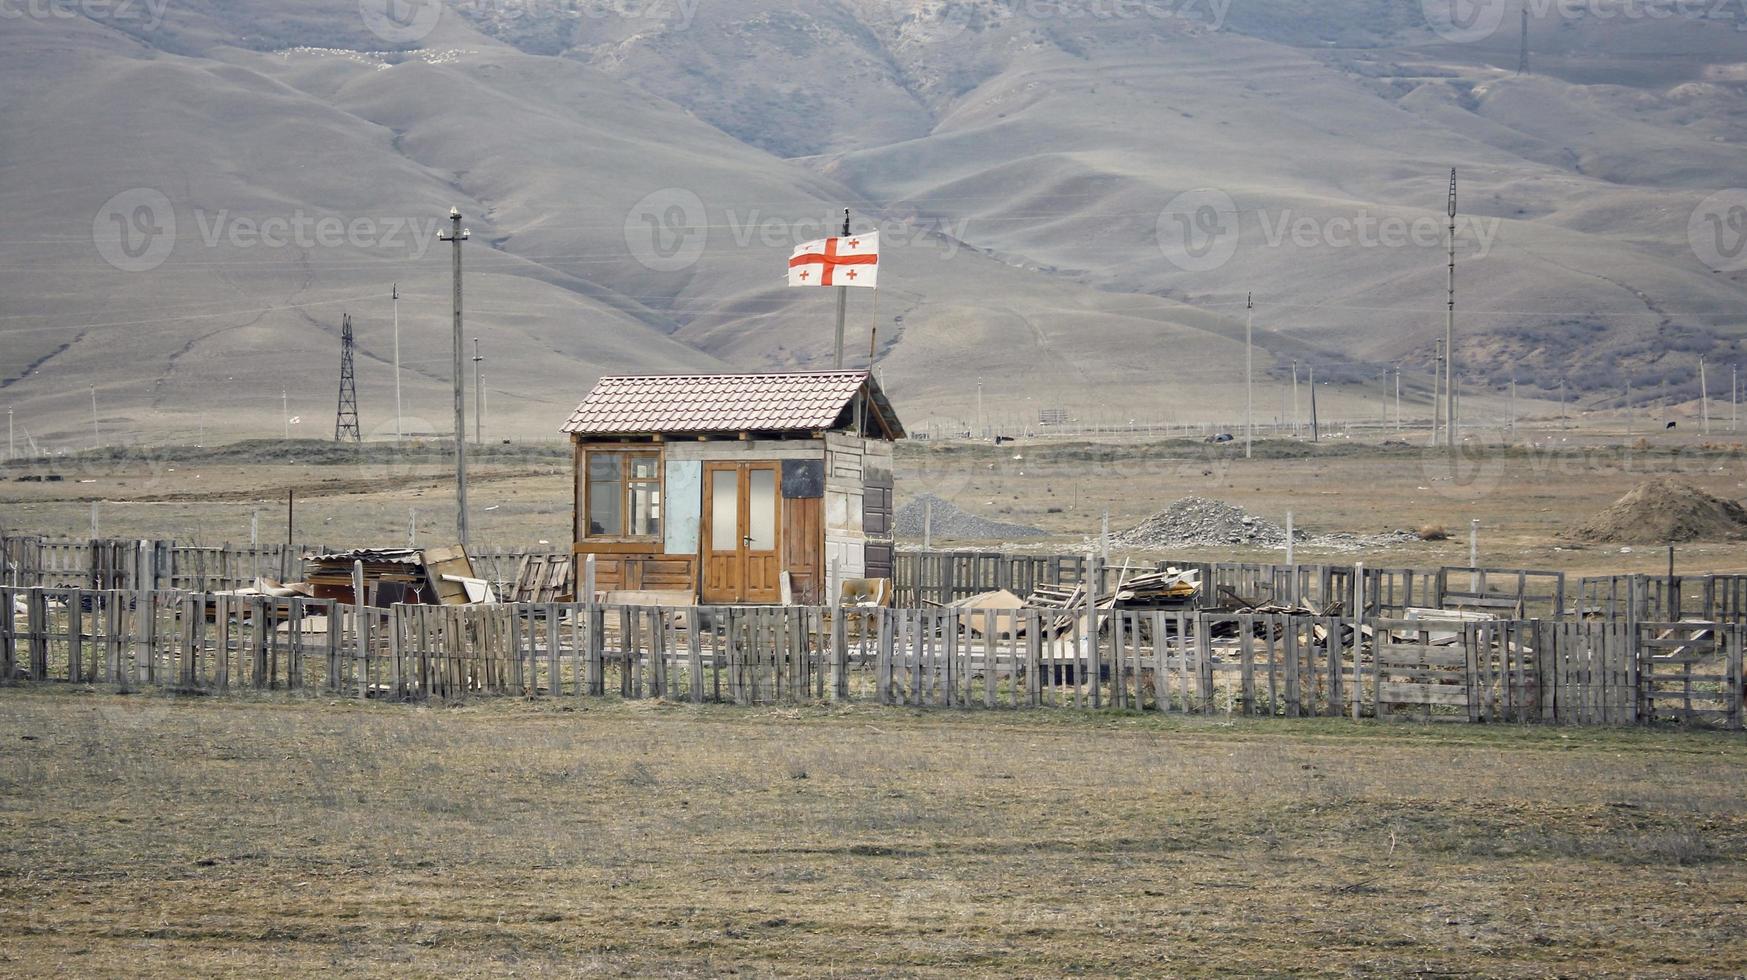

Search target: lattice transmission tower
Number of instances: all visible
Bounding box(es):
[335,313,362,442]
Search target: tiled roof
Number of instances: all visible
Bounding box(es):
[561,371,903,437]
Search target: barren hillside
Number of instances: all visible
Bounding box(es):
[1,1,1743,446]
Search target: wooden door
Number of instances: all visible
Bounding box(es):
[702,462,782,604]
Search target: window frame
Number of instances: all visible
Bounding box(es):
[581,448,664,542]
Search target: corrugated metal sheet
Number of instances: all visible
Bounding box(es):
[560,371,904,437]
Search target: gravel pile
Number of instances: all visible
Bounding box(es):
[1111,497,1419,552]
[1111,497,1292,549]
[895,494,1048,541]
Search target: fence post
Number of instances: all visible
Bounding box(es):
[831,605,848,702]
[27,588,48,681]
[0,586,14,681]
[1729,625,1743,731]
[587,602,605,697]
[687,608,704,703]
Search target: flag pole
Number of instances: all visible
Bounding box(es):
[833,208,850,369]
[869,288,880,367]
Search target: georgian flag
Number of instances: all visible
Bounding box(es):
[788,232,879,288]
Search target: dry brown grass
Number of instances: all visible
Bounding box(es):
[2,689,1746,976]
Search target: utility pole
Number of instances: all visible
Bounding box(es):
[1394,367,1402,432]
[1291,360,1300,438]
[1431,339,1444,445]
[441,207,472,550]
[1244,293,1254,459]
[833,208,851,369]
[335,313,361,443]
[283,390,289,441]
[392,284,403,441]
[1518,4,1530,76]
[90,385,99,451]
[976,378,984,440]
[6,407,12,461]
[1445,168,1459,449]
[1509,376,1517,441]
[472,338,485,446]
[1309,365,1320,443]
[1627,378,1634,437]
[1733,365,1739,433]
[1700,356,1711,436]
[1560,379,1568,429]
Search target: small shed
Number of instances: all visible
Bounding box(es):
[563,371,904,605]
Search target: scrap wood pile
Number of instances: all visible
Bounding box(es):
[942,567,1205,640]
[978,562,1208,639]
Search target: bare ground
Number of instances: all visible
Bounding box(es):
[1,688,1745,977]
[6,432,1747,577]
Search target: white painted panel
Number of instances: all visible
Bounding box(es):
[666,440,823,462]
[824,537,866,583]
[664,460,702,556]
[826,488,865,532]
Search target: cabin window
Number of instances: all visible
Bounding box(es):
[586,451,661,538]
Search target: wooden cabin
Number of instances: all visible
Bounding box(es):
[564,371,904,605]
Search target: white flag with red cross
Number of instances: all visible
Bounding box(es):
[788,232,879,288]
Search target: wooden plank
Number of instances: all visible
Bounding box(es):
[1379,682,1470,707]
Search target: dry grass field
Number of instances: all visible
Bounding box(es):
[5,431,1747,578]
[2,688,1745,977]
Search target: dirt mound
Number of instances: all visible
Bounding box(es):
[1571,479,1747,544]
[894,494,1048,541]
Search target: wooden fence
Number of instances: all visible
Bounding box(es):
[0,533,559,600]
[5,586,1740,729]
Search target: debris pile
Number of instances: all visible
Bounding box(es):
[1572,478,1747,544]
[1111,497,1294,549]
[1023,567,1204,638]
[895,493,1048,541]
[1111,497,1419,552]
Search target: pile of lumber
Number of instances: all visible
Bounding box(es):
[1022,567,1204,638]
[1213,585,1343,618]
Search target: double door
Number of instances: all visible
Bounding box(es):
[701,462,781,604]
